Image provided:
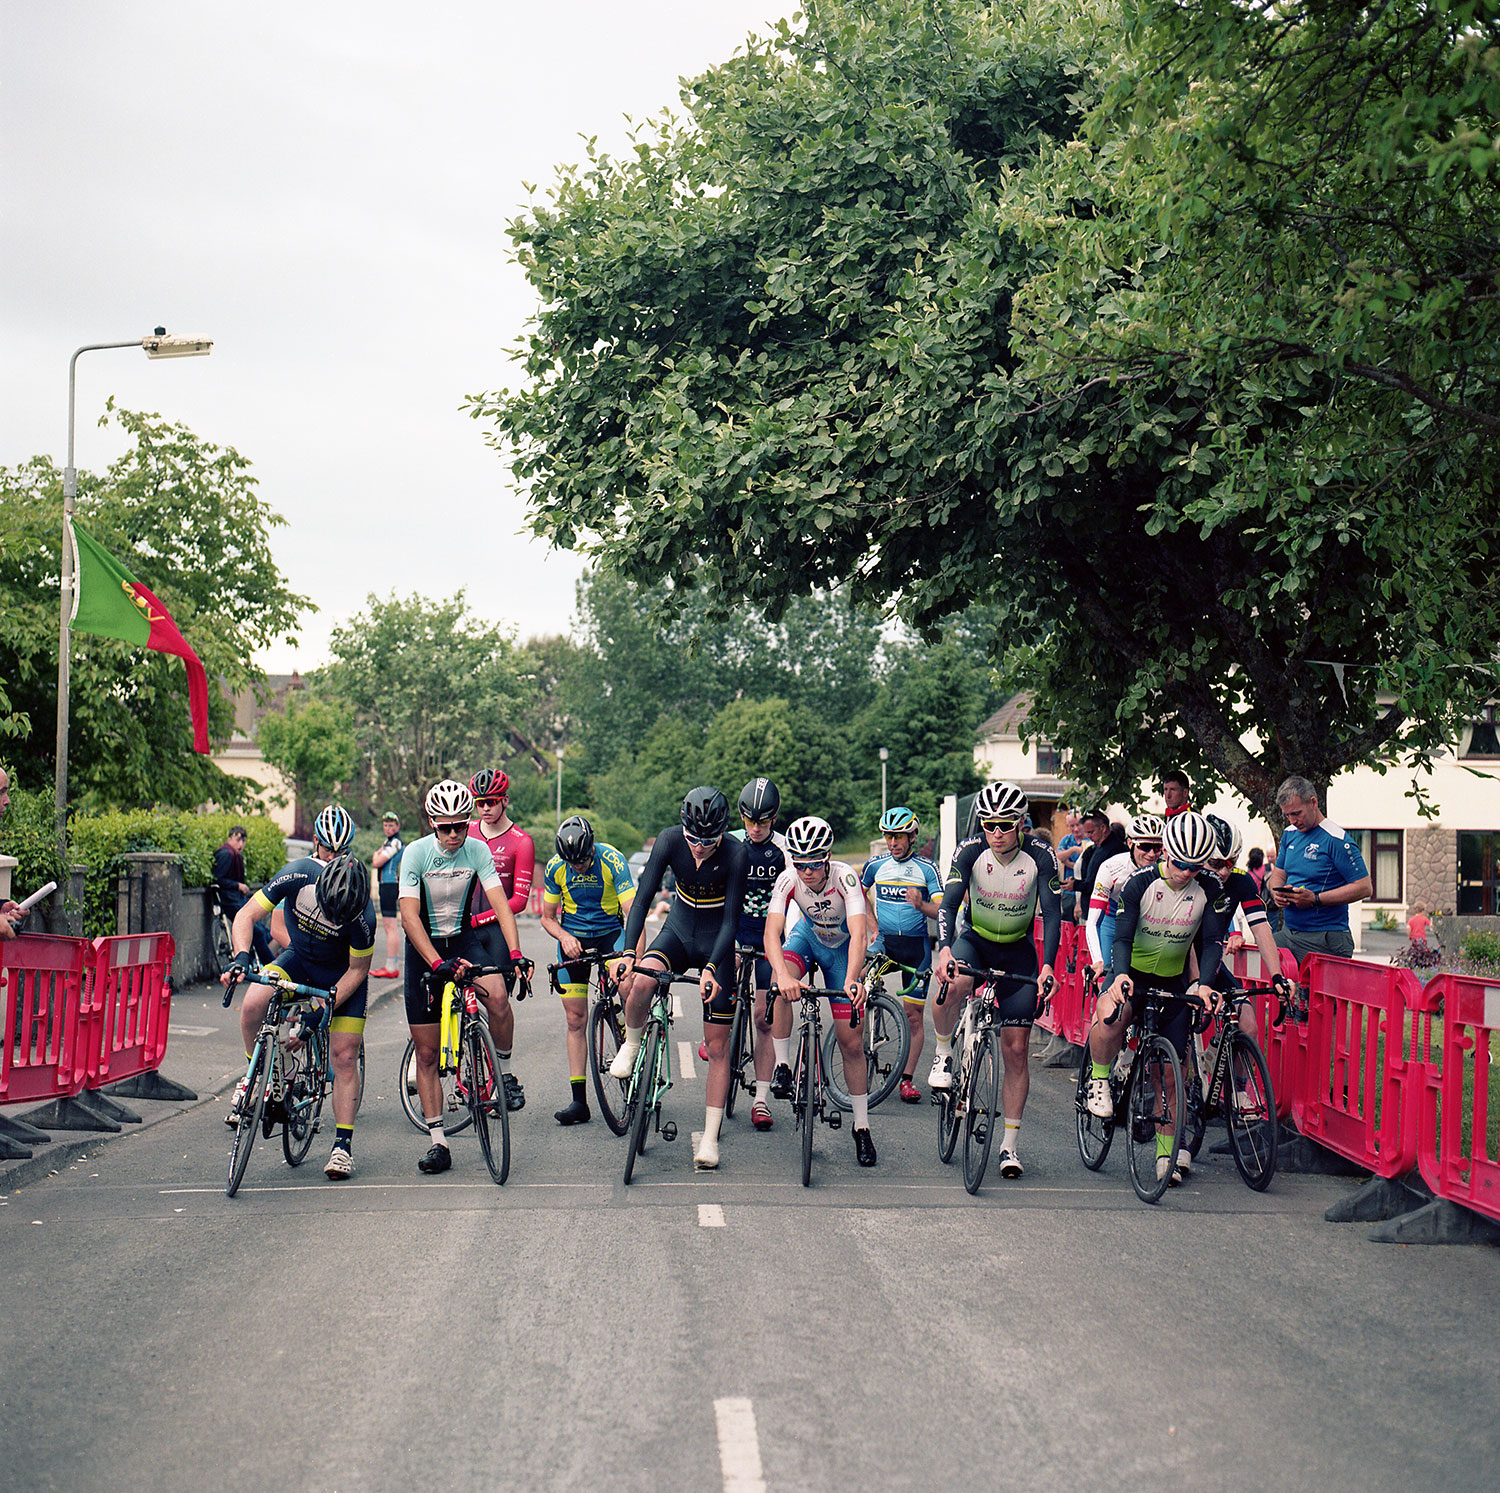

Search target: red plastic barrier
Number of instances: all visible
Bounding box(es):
[0,933,92,1106]
[1296,955,1421,1179]
[81,933,176,1089]
[528,884,544,916]
[1411,974,1500,1225]
[1033,918,1062,1035]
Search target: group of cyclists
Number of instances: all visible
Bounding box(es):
[219,763,1280,1191]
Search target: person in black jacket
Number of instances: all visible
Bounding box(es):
[213,826,272,962]
[1073,810,1127,922]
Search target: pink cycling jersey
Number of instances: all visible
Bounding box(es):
[468,821,535,920]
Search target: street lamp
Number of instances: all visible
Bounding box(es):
[556,744,565,827]
[55,328,213,858]
[880,746,889,818]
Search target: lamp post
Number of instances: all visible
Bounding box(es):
[55,329,213,859]
[880,746,889,818]
[556,744,564,827]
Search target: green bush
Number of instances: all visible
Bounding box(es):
[0,786,65,899]
[1460,929,1500,967]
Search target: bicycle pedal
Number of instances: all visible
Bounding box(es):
[827,1112,841,1130]
[661,1122,678,1142]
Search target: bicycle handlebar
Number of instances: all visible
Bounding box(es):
[934,963,1044,1008]
[1101,982,1212,1027]
[221,966,336,1008]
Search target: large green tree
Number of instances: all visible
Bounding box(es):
[473,0,1500,834]
[0,404,308,810]
[256,692,360,838]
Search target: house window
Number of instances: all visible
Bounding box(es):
[1460,706,1500,759]
[1351,829,1402,903]
[1458,831,1500,915]
[1035,739,1062,776]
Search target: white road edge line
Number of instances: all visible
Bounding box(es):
[699,1203,725,1227]
[714,1397,766,1493]
[671,992,682,1019]
[678,1040,697,1079]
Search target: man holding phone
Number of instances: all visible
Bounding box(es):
[1266,776,1372,962]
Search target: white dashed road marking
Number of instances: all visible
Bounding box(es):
[678,1041,696,1079]
[714,1397,766,1493]
[698,1203,725,1227]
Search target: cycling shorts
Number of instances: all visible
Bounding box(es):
[404,928,491,1025]
[475,922,519,992]
[642,928,735,1024]
[949,931,1039,1028]
[1116,965,1194,1056]
[379,881,399,919]
[556,929,625,996]
[269,950,367,1033]
[781,922,855,1022]
[876,932,933,1005]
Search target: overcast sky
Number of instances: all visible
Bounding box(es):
[1,1,793,673]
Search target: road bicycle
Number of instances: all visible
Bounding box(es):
[933,963,1042,1195]
[398,958,533,1140]
[541,950,632,1136]
[621,966,699,1185]
[787,976,844,1187]
[208,887,235,971]
[222,968,336,1198]
[821,950,912,1113]
[724,944,768,1121]
[429,963,512,1184]
[1073,984,1190,1204]
[1179,990,1279,1191]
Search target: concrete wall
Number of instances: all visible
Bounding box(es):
[115,853,214,985]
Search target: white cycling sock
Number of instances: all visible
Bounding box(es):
[1003,1117,1021,1147]
[426,1119,447,1148]
[755,1081,770,1104]
[935,1034,953,1058]
[622,1024,644,1051]
[772,1037,790,1066]
[701,1105,724,1144]
[498,1048,512,1073]
[852,1093,870,1129]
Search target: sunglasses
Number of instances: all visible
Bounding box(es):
[1136,841,1163,853]
[980,816,1022,832]
[1207,858,1233,872]
[474,796,505,808]
[741,813,775,827]
[793,858,829,871]
[434,821,469,836]
[683,832,722,849]
[1168,857,1203,871]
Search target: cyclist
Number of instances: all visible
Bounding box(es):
[861,805,942,1103]
[223,853,375,1180]
[1082,810,1232,1187]
[268,803,354,951]
[608,787,750,1171]
[763,816,877,1167]
[371,810,404,979]
[401,779,525,1176]
[1083,814,1165,979]
[932,781,1060,1179]
[466,767,535,1111]
[539,815,635,1125]
[731,776,788,1132]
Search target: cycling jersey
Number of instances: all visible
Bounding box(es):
[251,857,376,981]
[541,843,634,936]
[1111,864,1230,984]
[400,834,501,940]
[1275,818,1367,931]
[938,834,1062,966]
[862,851,941,938]
[623,826,749,986]
[1085,850,1140,966]
[376,833,404,886]
[732,827,788,943]
[769,861,865,948]
[468,821,535,921]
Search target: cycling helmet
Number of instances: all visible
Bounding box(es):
[738,777,781,820]
[556,815,596,866]
[1205,813,1244,863]
[785,816,835,860]
[1128,813,1165,843]
[880,806,919,835]
[313,804,355,854]
[315,853,370,924]
[381,810,401,827]
[975,781,1028,823]
[470,767,510,800]
[680,786,730,841]
[1162,810,1216,867]
[425,779,474,822]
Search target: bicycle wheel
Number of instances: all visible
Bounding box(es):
[398,1037,472,1135]
[281,1043,322,1167]
[1181,1040,1206,1159]
[936,1045,961,1164]
[799,1027,815,1188]
[355,1041,366,1112]
[623,1023,662,1186]
[962,1031,1001,1195]
[1074,1039,1114,1170]
[1125,1035,1185,1205]
[724,983,752,1120]
[226,1044,269,1198]
[467,1022,510,1185]
[1225,1032,1278,1191]
[824,992,911,1111]
[210,913,233,971]
[587,991,630,1136]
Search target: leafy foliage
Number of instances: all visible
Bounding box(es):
[256,692,360,836]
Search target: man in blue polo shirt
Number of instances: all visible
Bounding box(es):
[1266,776,1372,962]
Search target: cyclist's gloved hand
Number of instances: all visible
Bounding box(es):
[428,958,464,988]
[297,1002,329,1035]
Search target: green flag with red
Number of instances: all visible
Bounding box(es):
[68,520,212,754]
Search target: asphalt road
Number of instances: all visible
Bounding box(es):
[2,918,1497,1492]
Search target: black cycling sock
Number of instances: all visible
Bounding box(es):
[335,1125,354,1151]
[570,1076,587,1100]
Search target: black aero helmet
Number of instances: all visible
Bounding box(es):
[681,786,730,840]
[738,777,780,820]
[316,853,370,924]
[556,815,596,866]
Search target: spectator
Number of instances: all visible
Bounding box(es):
[1406,901,1437,949]
[1074,809,1126,922]
[371,810,405,979]
[1247,845,1279,930]
[213,825,272,963]
[1266,776,1372,962]
[1160,770,1192,818]
[1056,809,1084,918]
[0,766,31,940]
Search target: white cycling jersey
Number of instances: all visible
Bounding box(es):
[1085,850,1139,964]
[770,861,864,947]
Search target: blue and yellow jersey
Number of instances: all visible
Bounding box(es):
[542,843,635,936]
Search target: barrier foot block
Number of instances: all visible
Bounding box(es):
[1040,1038,1083,1069]
[24,1093,123,1133]
[0,1112,52,1144]
[0,1134,33,1161]
[104,1070,197,1103]
[1270,1134,1368,1177]
[81,1091,142,1125]
[1325,1175,1429,1224]
[1368,1198,1500,1247]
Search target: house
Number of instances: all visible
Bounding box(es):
[209,673,301,834]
